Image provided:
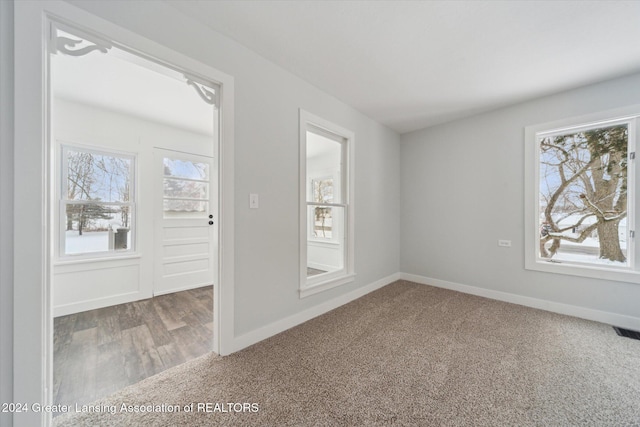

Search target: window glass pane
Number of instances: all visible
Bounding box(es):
[163,158,209,180]
[539,124,628,266]
[307,205,345,277]
[163,199,208,213]
[312,178,333,204]
[64,204,132,254]
[163,178,208,199]
[66,149,131,203]
[306,130,342,203]
[313,206,333,238]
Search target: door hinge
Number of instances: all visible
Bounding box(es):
[630,152,636,160]
[631,230,635,238]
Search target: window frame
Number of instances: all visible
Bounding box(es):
[58,142,137,260]
[524,106,640,284]
[299,109,355,297]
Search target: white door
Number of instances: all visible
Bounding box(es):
[154,148,217,295]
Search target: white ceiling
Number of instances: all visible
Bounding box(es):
[167,0,640,134]
[52,38,215,137]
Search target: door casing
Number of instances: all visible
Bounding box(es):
[13,3,235,426]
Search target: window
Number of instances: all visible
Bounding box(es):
[163,157,210,216]
[60,144,135,257]
[525,107,640,283]
[300,110,355,297]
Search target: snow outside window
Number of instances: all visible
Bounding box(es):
[60,145,135,257]
[525,108,640,284]
[162,157,210,217]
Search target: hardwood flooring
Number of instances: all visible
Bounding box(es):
[53,286,213,411]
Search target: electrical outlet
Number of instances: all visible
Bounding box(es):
[498,240,512,247]
[249,193,259,209]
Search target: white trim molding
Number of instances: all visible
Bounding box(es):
[0,0,15,424]
[400,273,640,332]
[299,109,356,298]
[524,105,640,284]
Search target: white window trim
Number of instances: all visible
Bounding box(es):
[57,142,138,261]
[299,109,355,297]
[524,105,640,284]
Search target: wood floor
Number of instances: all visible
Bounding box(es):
[53,286,213,410]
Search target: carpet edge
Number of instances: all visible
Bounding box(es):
[400,272,640,332]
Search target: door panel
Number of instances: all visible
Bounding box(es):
[154,148,216,295]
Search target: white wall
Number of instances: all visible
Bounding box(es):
[401,72,640,325]
[52,98,212,315]
[65,1,401,337]
[0,1,14,425]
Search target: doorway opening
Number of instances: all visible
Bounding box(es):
[49,21,220,410]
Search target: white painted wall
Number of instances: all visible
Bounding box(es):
[0,1,14,425]
[53,98,212,315]
[400,72,640,326]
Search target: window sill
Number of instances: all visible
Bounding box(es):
[300,273,355,298]
[54,252,141,267]
[525,258,640,284]
[308,239,340,246]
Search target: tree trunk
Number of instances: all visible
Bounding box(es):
[540,237,561,258]
[549,238,561,257]
[540,239,549,258]
[597,220,625,262]
[78,205,85,236]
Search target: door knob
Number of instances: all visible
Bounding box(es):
[209,214,213,219]
[208,221,214,225]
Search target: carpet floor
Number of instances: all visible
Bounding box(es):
[53,281,640,426]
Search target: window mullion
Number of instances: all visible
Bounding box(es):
[306,202,347,208]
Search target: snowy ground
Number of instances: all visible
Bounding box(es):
[544,215,628,265]
[65,230,130,254]
[545,238,627,266]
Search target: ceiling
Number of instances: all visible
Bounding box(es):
[167,0,640,134]
[52,34,215,137]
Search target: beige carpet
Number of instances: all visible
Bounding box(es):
[54,281,640,426]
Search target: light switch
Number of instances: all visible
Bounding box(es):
[250,193,259,209]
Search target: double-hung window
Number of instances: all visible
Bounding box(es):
[299,110,355,297]
[525,107,640,283]
[59,144,136,258]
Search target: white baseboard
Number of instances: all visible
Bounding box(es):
[231,272,402,353]
[153,282,212,297]
[400,272,640,331]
